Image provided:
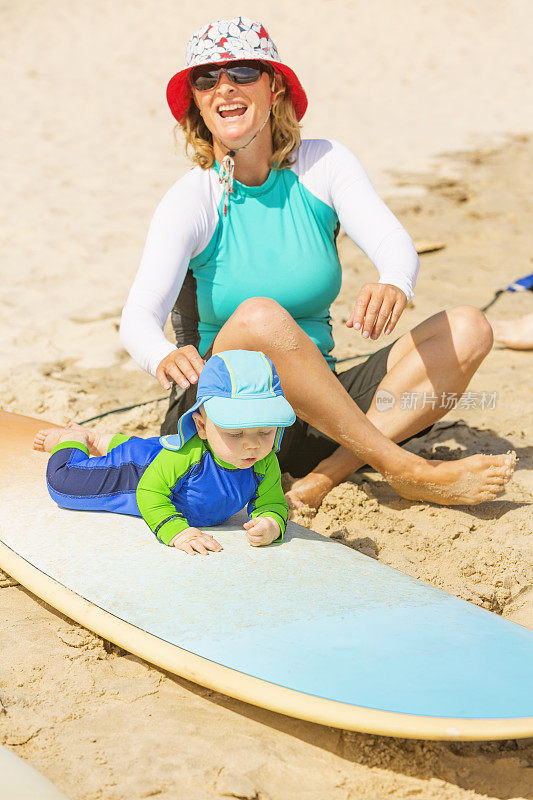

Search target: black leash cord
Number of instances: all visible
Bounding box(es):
[78,396,168,425]
[480,289,505,313]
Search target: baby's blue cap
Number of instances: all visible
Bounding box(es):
[160,350,296,453]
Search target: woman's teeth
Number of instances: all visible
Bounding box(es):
[218,104,247,118]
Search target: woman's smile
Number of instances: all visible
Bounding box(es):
[217,102,248,119]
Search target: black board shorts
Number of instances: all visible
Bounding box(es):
[160,341,432,478]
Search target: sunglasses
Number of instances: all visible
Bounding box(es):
[190,60,266,92]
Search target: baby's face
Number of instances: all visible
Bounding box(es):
[193,409,277,468]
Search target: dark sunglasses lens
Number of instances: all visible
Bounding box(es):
[191,68,220,91]
[226,65,263,84]
[191,62,264,90]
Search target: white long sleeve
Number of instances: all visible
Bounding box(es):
[119,169,221,376]
[293,139,419,301]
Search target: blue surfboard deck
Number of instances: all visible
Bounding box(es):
[1,412,532,740]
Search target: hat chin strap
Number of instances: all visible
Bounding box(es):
[217,99,273,216]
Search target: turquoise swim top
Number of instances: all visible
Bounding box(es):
[121,139,420,375]
[190,159,341,366]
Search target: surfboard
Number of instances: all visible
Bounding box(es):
[0,746,70,800]
[1,410,532,741]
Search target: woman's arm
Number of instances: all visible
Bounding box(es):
[329,141,419,338]
[119,170,218,379]
[326,141,419,300]
[296,139,419,338]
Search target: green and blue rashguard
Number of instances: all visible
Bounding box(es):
[46,434,288,545]
[120,139,420,375]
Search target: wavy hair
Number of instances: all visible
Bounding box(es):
[176,65,301,170]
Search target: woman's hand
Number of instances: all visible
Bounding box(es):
[156,346,205,391]
[346,283,407,340]
[168,527,223,555]
[243,517,280,547]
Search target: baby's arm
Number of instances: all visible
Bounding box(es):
[246,453,288,546]
[136,450,221,554]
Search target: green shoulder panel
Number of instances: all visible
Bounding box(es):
[107,434,132,453]
[136,436,206,545]
[250,452,288,540]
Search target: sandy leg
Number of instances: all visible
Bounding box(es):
[213,300,511,508]
[491,313,533,350]
[285,306,500,509]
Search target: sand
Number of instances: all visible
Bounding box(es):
[1,1,533,798]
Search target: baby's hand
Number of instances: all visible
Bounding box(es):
[243,517,280,547]
[168,527,223,556]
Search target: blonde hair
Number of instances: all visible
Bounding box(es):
[176,65,301,170]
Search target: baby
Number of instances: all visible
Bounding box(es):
[33,350,296,555]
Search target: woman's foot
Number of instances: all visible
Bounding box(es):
[33,423,104,455]
[286,472,336,510]
[387,452,516,505]
[491,314,533,350]
[288,452,516,510]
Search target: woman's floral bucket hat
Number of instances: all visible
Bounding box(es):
[167,16,308,123]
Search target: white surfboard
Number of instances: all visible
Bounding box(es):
[1,411,532,741]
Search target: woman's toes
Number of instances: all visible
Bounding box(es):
[505,452,517,470]
[489,462,512,479]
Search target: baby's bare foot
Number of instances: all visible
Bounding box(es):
[33,427,64,452]
[33,423,97,454]
[64,423,103,455]
[285,472,335,510]
[387,452,516,505]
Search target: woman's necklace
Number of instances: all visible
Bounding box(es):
[218,100,273,216]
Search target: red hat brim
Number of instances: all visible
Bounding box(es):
[166,60,308,124]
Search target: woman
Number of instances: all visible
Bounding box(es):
[120,16,514,508]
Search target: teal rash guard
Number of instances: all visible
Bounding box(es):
[120,139,420,376]
[190,162,341,367]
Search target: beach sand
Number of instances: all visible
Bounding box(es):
[1,1,532,798]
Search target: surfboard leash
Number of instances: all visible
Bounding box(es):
[78,396,169,425]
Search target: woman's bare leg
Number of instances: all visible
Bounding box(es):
[289,305,499,506]
[213,299,514,506]
[491,313,533,350]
